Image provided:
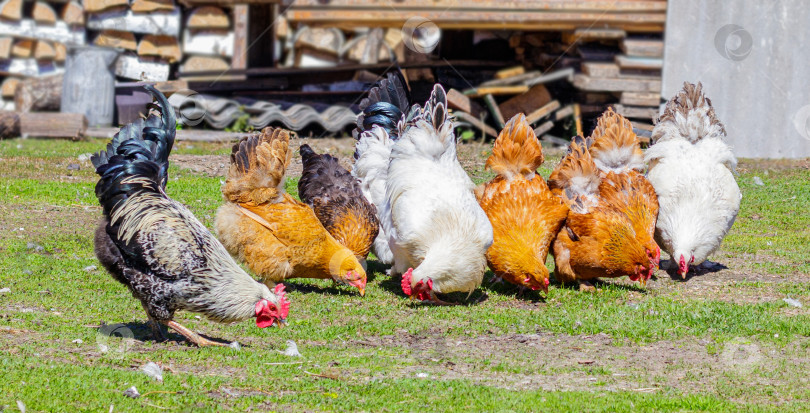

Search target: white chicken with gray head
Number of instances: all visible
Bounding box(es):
[379,84,493,304]
[645,82,741,278]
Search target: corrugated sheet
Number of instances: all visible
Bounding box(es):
[168,93,358,132]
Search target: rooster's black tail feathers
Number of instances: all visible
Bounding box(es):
[353,70,411,141]
[92,86,177,217]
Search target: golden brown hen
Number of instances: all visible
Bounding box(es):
[548,109,659,290]
[215,128,367,295]
[476,114,568,293]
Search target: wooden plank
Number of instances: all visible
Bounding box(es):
[582,62,619,78]
[61,1,84,26]
[494,65,524,80]
[20,112,87,139]
[94,30,137,51]
[446,88,484,119]
[283,9,666,31]
[180,55,229,73]
[187,6,230,30]
[554,105,574,121]
[483,94,504,129]
[497,83,551,120]
[114,54,170,81]
[524,67,576,86]
[620,91,660,106]
[478,70,541,87]
[533,120,554,137]
[464,85,529,97]
[82,0,129,13]
[32,2,58,25]
[87,8,181,36]
[138,34,181,63]
[562,27,626,44]
[615,54,663,70]
[182,29,233,57]
[0,19,85,45]
[0,0,21,21]
[231,4,247,70]
[453,110,497,138]
[620,38,663,57]
[525,100,560,124]
[131,0,175,13]
[284,0,668,11]
[613,104,659,120]
[573,74,661,93]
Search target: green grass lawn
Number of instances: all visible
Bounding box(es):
[1,138,809,412]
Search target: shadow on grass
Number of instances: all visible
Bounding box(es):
[98,321,238,348]
[551,273,649,293]
[283,280,363,297]
[661,259,728,281]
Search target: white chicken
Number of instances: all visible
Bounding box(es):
[379,84,493,304]
[645,82,741,278]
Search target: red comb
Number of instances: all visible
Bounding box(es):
[401,268,414,296]
[274,283,291,319]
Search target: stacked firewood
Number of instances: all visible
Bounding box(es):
[0,0,85,109]
[85,0,181,82]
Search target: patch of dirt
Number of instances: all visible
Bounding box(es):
[0,203,100,241]
[344,332,810,403]
[738,158,810,172]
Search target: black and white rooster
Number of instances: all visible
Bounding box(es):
[92,86,290,347]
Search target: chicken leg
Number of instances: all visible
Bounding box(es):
[163,320,229,347]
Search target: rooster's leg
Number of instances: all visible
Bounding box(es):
[489,274,504,284]
[148,318,166,342]
[163,320,228,347]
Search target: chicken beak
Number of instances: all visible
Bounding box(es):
[276,319,287,328]
[639,275,647,287]
[679,269,688,280]
[358,287,366,297]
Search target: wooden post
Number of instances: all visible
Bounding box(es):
[483,94,504,130]
[232,4,248,70]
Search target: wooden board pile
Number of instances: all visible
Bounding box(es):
[570,29,664,129]
[444,65,580,146]
[84,0,181,82]
[0,0,85,109]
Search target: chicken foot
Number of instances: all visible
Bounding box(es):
[163,320,229,347]
[578,280,597,292]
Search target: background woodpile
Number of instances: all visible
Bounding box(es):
[0,0,667,141]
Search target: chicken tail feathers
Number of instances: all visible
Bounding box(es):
[588,107,644,173]
[548,136,600,212]
[91,85,176,188]
[222,127,291,205]
[298,143,347,208]
[353,70,411,144]
[486,114,544,180]
[653,81,727,144]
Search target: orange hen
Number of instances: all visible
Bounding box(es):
[476,114,569,292]
[215,128,367,295]
[548,109,659,289]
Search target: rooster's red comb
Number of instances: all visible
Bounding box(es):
[274,283,291,318]
[401,268,414,296]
